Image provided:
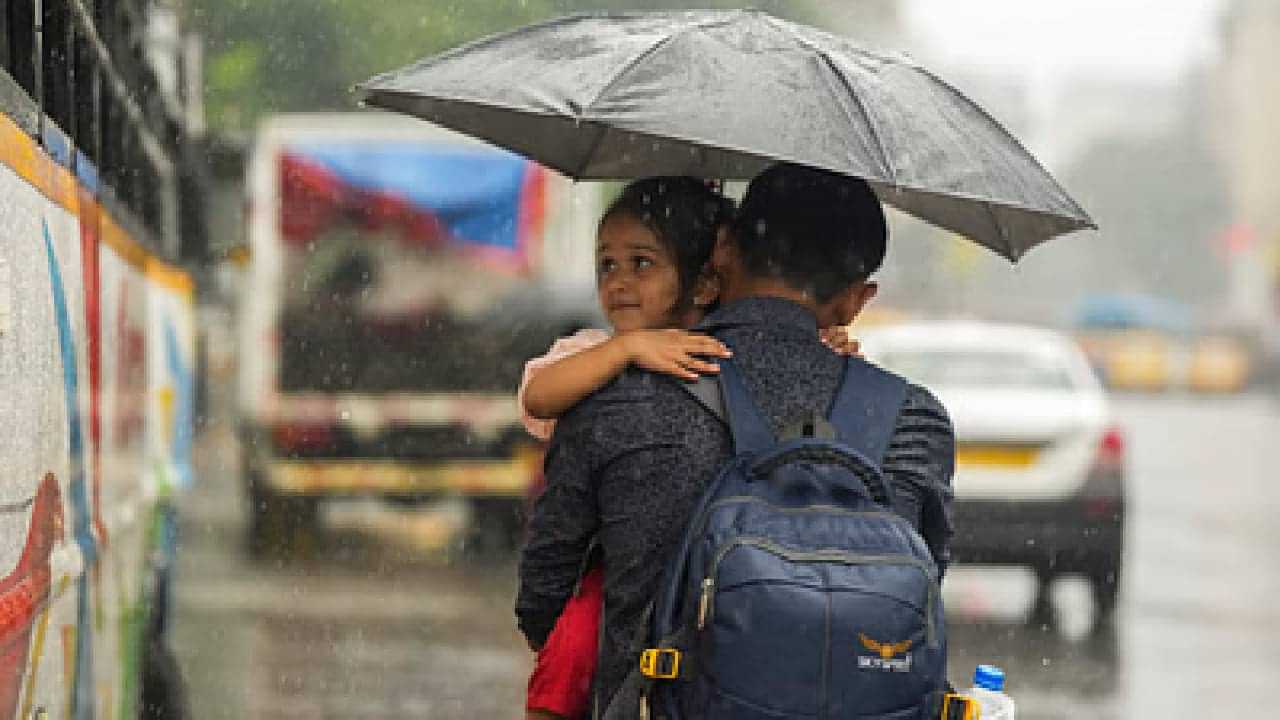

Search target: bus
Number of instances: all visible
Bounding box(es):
[0,2,202,718]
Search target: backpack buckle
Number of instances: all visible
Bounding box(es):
[940,693,979,720]
[640,648,681,680]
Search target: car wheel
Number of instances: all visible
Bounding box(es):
[1028,566,1057,629]
[462,498,525,556]
[1089,560,1122,632]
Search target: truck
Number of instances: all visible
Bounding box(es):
[238,113,600,557]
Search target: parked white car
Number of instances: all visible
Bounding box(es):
[858,322,1125,630]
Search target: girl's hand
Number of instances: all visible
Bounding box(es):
[820,325,862,356]
[618,329,732,381]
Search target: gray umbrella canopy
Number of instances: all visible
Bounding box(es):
[357,10,1094,261]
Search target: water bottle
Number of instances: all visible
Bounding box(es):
[962,665,1015,720]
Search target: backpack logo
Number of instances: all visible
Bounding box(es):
[857,633,913,672]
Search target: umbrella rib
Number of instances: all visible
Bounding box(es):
[574,20,706,172]
[762,15,896,184]
[821,53,896,184]
[980,199,1015,261]
[575,123,612,177]
[579,12,734,116]
[581,30,686,116]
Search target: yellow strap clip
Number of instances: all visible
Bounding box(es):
[639,648,681,680]
[941,693,980,720]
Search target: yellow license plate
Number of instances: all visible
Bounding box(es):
[955,445,1041,468]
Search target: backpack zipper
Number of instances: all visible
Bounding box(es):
[695,495,922,549]
[702,536,939,647]
[697,577,715,629]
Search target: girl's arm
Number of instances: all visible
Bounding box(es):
[523,329,730,420]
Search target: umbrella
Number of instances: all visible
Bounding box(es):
[356,10,1095,261]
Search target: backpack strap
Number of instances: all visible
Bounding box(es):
[679,374,726,425]
[714,358,776,454]
[826,356,910,466]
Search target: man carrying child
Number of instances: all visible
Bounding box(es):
[517,164,956,719]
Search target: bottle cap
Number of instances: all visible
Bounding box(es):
[974,664,1005,691]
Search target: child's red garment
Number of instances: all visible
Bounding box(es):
[526,565,605,719]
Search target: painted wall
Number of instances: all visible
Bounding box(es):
[0,109,195,720]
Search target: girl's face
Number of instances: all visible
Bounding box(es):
[596,214,684,332]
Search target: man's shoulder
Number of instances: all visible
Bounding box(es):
[900,379,950,422]
[829,360,952,443]
[885,375,954,452]
[851,359,949,418]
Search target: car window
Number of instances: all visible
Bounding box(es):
[876,347,1076,390]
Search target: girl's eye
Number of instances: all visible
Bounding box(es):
[634,256,654,270]
[598,258,617,275]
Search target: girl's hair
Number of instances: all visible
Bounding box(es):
[599,176,735,310]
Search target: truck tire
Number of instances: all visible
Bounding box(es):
[246,476,320,561]
[463,498,525,556]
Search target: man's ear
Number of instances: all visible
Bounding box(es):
[693,267,720,308]
[710,226,736,276]
[850,281,878,319]
[826,281,878,326]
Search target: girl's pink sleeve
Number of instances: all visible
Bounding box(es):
[518,328,612,441]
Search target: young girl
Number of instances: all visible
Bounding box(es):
[519,177,858,720]
[519,177,732,720]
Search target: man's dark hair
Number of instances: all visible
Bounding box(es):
[601,176,735,307]
[733,163,887,303]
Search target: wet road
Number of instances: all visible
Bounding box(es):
[172,393,1280,719]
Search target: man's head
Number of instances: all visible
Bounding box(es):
[713,163,886,326]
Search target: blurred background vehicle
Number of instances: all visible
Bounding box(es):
[1187,330,1255,394]
[860,322,1125,632]
[1070,294,1258,393]
[237,113,600,558]
[1071,293,1193,392]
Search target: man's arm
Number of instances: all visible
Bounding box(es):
[515,407,602,649]
[883,385,956,578]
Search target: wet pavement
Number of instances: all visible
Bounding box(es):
[172,392,1280,719]
[171,436,529,719]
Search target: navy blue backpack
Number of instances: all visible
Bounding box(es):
[635,356,947,720]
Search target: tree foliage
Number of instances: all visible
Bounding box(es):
[186,0,812,133]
